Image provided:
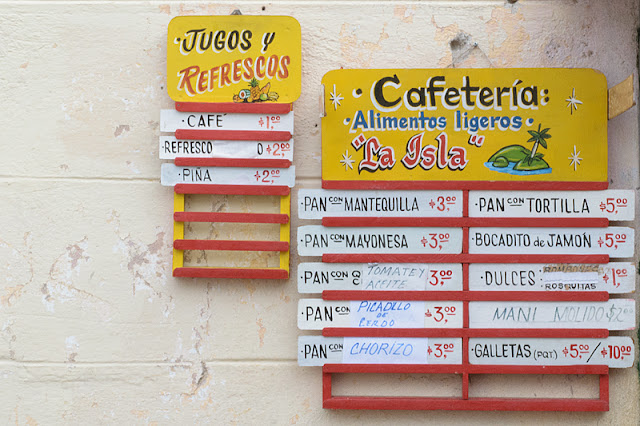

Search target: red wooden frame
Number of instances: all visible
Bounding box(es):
[316,186,615,411]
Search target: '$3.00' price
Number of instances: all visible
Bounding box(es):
[425,306,457,323]
[427,343,455,358]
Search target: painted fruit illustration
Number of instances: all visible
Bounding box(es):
[233,78,280,103]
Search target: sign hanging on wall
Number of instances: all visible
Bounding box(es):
[167,15,301,103]
[321,68,607,187]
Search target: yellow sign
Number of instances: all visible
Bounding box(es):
[167,16,301,103]
[321,69,607,185]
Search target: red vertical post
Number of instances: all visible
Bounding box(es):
[461,190,470,400]
[322,369,333,406]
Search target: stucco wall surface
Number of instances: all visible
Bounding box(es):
[0,0,639,424]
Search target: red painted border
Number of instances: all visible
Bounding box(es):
[175,157,292,168]
[322,217,609,228]
[175,129,292,141]
[174,267,288,279]
[321,328,609,338]
[322,254,610,264]
[175,184,290,196]
[322,180,608,191]
[323,364,608,375]
[174,239,289,252]
[321,290,609,302]
[174,212,289,224]
[175,101,292,114]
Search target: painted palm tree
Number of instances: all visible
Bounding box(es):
[526,124,551,164]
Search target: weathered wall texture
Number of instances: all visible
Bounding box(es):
[1,1,639,424]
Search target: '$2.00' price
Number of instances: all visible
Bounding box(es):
[254,169,281,184]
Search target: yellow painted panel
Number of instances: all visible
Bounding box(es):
[167,16,301,103]
[279,193,290,272]
[321,68,607,183]
[172,193,185,270]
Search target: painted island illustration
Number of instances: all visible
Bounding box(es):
[485,124,552,175]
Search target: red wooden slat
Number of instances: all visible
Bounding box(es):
[322,254,610,264]
[321,328,609,338]
[174,212,289,224]
[321,290,609,302]
[175,101,292,114]
[322,217,609,228]
[174,239,289,252]
[174,184,290,196]
[322,180,608,191]
[173,267,288,279]
[174,157,292,168]
[175,129,292,141]
[322,364,608,375]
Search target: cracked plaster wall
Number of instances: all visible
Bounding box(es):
[0,0,639,424]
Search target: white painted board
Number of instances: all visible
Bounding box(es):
[298,336,462,366]
[160,109,294,132]
[469,336,634,368]
[298,299,463,330]
[298,189,463,219]
[297,226,463,256]
[297,263,463,293]
[159,136,294,160]
[160,163,295,187]
[469,299,635,330]
[469,227,634,257]
[469,262,635,293]
[469,190,634,220]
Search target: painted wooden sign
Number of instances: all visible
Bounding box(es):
[160,163,295,187]
[469,300,635,330]
[159,136,293,160]
[160,110,294,133]
[298,262,463,292]
[469,337,634,368]
[298,299,463,330]
[297,226,463,256]
[468,262,635,293]
[167,16,301,103]
[469,227,634,257]
[298,189,463,218]
[299,336,462,366]
[321,68,607,188]
[469,190,634,220]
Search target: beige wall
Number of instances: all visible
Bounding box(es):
[1,1,639,424]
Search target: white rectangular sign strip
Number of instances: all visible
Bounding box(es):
[469,190,634,220]
[469,227,634,257]
[160,109,294,132]
[469,337,634,368]
[469,263,635,293]
[297,226,463,256]
[160,163,296,187]
[298,189,463,219]
[159,136,294,160]
[298,299,463,330]
[298,336,463,366]
[469,299,635,330]
[297,263,463,293]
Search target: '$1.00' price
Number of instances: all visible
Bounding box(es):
[258,115,282,129]
[425,306,457,323]
[427,343,455,358]
[254,169,281,184]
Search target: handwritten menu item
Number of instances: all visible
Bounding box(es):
[297,226,463,256]
[469,299,635,330]
[167,16,301,103]
[298,189,463,219]
[469,336,634,368]
[468,262,635,293]
[469,190,634,220]
[298,262,463,292]
[298,336,462,366]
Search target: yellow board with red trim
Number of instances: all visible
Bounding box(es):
[321,69,607,185]
[167,15,301,103]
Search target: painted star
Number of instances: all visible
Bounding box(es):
[330,84,344,111]
[568,145,583,171]
[565,88,583,115]
[340,150,355,170]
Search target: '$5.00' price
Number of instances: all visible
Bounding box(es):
[599,197,629,214]
[254,169,281,184]
[425,306,457,323]
[597,233,627,250]
[427,343,455,358]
